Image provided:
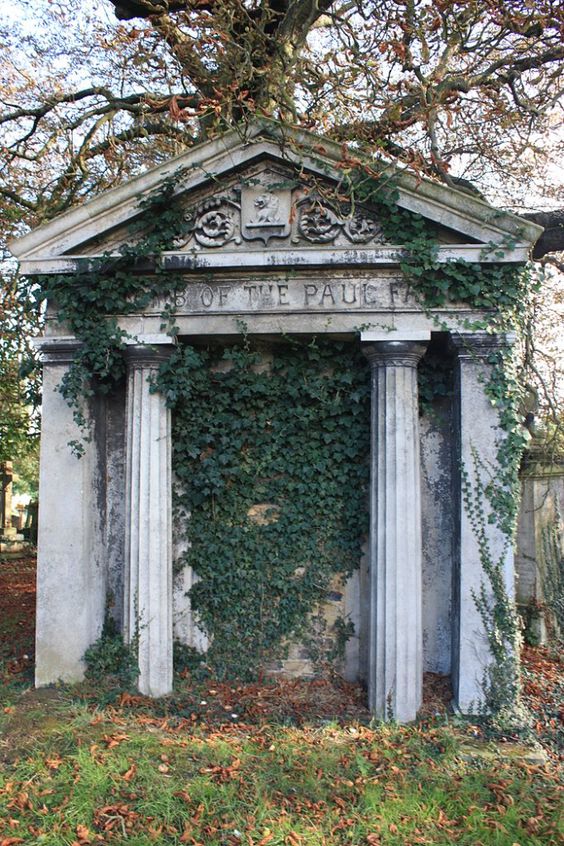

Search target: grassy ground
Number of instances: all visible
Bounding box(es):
[0,555,562,846]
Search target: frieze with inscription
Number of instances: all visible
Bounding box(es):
[148,277,422,315]
[173,169,391,252]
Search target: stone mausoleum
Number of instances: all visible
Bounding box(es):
[10,123,542,721]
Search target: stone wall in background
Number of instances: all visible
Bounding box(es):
[516,450,564,644]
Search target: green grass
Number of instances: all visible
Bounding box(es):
[0,689,561,846]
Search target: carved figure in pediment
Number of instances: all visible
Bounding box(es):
[252,192,281,224]
[241,185,291,244]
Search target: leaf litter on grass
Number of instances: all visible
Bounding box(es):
[521,644,564,759]
[1,555,563,845]
[0,682,562,846]
[0,554,36,693]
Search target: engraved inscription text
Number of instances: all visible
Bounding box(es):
[150,278,419,315]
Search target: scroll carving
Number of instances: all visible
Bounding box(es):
[296,201,387,245]
[193,198,238,248]
[298,206,341,243]
[345,215,385,244]
[175,180,390,251]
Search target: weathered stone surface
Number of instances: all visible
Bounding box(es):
[450,332,515,713]
[457,740,548,766]
[10,128,543,713]
[172,512,209,655]
[1,461,14,533]
[420,401,454,675]
[0,462,28,553]
[515,452,564,643]
[34,338,106,686]
[103,386,127,631]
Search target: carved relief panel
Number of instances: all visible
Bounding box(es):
[174,165,391,253]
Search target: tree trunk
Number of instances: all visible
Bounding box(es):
[522,210,564,259]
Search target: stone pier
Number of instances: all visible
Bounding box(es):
[451,333,515,712]
[34,338,106,685]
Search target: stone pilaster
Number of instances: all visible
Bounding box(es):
[34,337,106,686]
[362,336,428,722]
[450,332,515,712]
[123,338,175,698]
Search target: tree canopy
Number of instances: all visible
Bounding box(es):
[1,1,563,242]
[0,0,562,460]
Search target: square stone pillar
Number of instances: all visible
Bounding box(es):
[123,336,176,697]
[362,331,429,722]
[450,332,515,712]
[1,461,15,535]
[34,337,106,685]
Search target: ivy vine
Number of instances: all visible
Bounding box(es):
[158,337,370,679]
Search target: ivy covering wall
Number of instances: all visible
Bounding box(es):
[158,338,371,679]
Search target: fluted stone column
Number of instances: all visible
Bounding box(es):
[124,337,175,697]
[362,334,428,722]
[451,332,515,712]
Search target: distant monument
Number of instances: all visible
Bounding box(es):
[0,461,26,554]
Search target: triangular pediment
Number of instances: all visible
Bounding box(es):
[10,121,542,273]
[68,159,408,258]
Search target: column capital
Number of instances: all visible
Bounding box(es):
[123,336,176,369]
[362,340,428,368]
[449,331,515,361]
[33,336,82,366]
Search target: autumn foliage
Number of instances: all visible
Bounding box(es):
[1,0,563,242]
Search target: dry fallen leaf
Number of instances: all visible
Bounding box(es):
[122,764,137,781]
[102,733,130,749]
[75,823,92,843]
